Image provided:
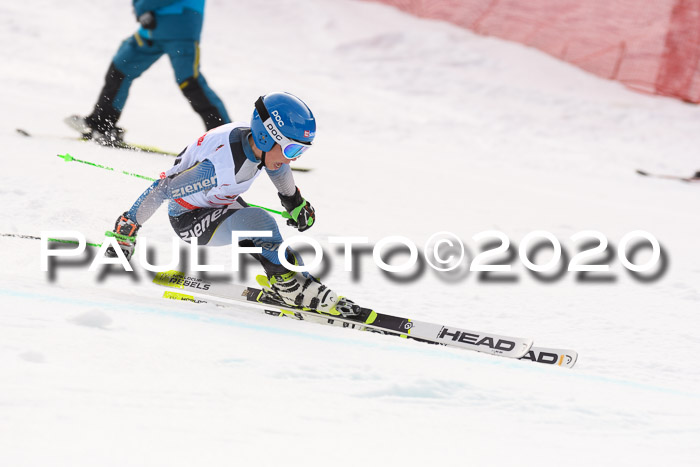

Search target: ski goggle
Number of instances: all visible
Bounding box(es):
[255,96,312,159]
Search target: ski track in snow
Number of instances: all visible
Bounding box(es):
[2,0,700,466]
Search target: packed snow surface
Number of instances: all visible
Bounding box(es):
[2,1,699,466]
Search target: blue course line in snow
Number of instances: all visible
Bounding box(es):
[2,287,699,399]
[0,287,384,348]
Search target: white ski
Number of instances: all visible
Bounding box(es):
[153,271,577,367]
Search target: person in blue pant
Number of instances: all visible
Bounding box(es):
[68,0,231,145]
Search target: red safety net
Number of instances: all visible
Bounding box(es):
[364,0,700,103]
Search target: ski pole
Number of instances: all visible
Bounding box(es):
[0,233,102,247]
[56,153,288,217]
[57,153,155,181]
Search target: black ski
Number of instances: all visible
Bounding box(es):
[636,169,700,183]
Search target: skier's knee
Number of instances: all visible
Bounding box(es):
[242,207,279,234]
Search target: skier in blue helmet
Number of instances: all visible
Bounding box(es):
[251,92,316,159]
[103,92,369,320]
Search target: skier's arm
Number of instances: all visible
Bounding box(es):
[265,164,296,197]
[124,160,217,225]
[105,160,216,260]
[124,178,169,225]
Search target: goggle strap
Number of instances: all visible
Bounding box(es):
[254,96,270,121]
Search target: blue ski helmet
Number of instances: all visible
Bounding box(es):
[250,92,316,152]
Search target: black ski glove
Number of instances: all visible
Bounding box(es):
[105,212,141,260]
[279,188,315,232]
[138,11,157,30]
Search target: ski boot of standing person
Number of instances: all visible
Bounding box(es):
[65,114,125,146]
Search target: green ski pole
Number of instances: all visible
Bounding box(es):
[56,153,288,217]
[57,153,155,181]
[0,233,102,247]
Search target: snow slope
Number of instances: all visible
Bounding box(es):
[2,1,700,466]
